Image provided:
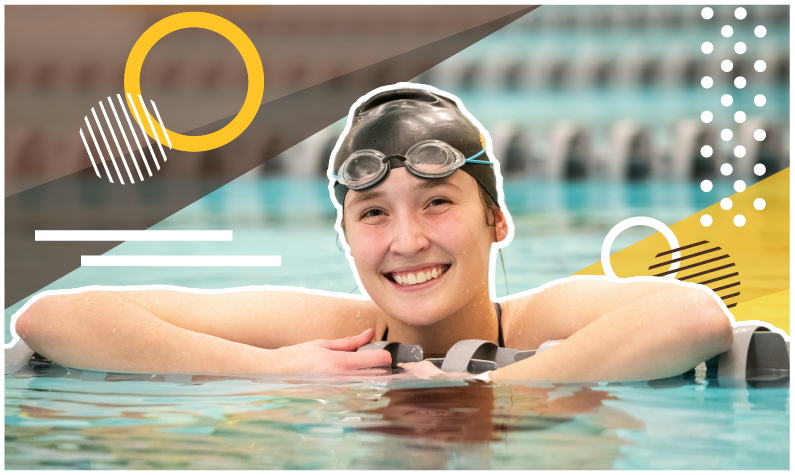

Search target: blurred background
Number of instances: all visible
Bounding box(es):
[4,5,791,338]
[6,5,789,189]
[273,5,789,183]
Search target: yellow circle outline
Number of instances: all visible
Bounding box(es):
[124,12,264,153]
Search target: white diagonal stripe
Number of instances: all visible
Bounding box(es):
[90,109,124,184]
[99,100,134,183]
[117,93,152,177]
[108,96,144,181]
[149,100,172,150]
[127,93,160,171]
[138,95,168,163]
[84,116,112,182]
[79,128,101,178]
[36,230,233,241]
[81,255,281,267]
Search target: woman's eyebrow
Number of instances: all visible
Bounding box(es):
[416,178,460,191]
[347,190,384,208]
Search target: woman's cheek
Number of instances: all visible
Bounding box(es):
[427,209,479,248]
[350,226,389,270]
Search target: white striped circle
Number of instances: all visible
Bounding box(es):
[79,93,172,184]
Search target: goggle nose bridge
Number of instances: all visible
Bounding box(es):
[382,154,407,164]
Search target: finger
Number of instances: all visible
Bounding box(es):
[338,348,392,370]
[398,360,445,377]
[314,328,375,351]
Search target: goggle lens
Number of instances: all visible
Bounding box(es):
[405,141,464,178]
[338,150,387,190]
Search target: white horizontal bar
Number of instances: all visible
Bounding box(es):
[36,230,233,241]
[81,256,281,267]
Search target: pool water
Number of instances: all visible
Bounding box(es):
[5,364,789,469]
[4,177,788,469]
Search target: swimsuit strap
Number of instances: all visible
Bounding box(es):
[495,301,505,348]
[381,302,505,347]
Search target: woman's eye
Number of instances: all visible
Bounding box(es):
[429,198,450,207]
[361,208,385,219]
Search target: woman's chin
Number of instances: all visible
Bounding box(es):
[381,300,450,328]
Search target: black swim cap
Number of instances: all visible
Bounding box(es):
[332,87,499,206]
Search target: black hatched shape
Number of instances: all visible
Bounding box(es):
[649,240,740,309]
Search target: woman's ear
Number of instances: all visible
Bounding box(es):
[492,208,508,243]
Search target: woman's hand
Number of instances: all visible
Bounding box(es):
[397,361,473,380]
[268,328,393,374]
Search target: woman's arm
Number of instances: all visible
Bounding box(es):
[14,289,390,374]
[492,279,733,382]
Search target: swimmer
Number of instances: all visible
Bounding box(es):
[14,83,733,382]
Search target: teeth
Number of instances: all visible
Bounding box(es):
[392,266,446,286]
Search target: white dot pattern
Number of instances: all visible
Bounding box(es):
[734,180,746,192]
[698,11,767,224]
[734,214,746,227]
[734,145,746,158]
[734,42,747,54]
[734,76,746,89]
[735,7,747,20]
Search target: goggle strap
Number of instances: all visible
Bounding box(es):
[467,148,487,160]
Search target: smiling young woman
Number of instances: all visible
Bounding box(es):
[14,83,733,381]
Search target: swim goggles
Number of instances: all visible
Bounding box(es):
[334,140,491,191]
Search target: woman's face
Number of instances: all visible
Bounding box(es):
[343,168,507,326]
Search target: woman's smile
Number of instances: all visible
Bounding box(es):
[385,264,451,290]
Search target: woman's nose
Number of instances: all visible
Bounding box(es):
[389,212,430,257]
